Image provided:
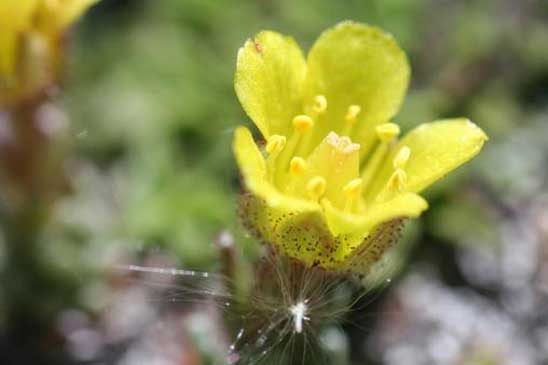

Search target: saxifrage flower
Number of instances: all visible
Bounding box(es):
[233,21,487,274]
[0,0,99,104]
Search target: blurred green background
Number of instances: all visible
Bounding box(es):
[1,0,548,364]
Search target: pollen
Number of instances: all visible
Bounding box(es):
[313,95,327,114]
[387,168,407,191]
[266,134,286,154]
[393,146,411,169]
[293,115,314,133]
[345,105,361,123]
[343,178,363,198]
[376,123,400,142]
[307,176,326,200]
[290,157,307,175]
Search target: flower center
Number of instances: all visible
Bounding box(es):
[265,95,412,212]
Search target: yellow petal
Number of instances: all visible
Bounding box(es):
[0,0,37,28]
[368,118,488,200]
[341,219,408,275]
[232,126,267,192]
[335,192,428,261]
[0,33,18,78]
[303,21,410,157]
[357,192,428,232]
[321,191,426,265]
[322,198,363,236]
[0,0,37,77]
[235,31,306,139]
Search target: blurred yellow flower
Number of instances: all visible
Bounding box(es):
[0,0,99,104]
[233,21,488,274]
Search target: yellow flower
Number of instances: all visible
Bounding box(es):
[233,21,487,274]
[0,0,99,104]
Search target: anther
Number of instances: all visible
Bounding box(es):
[343,178,363,198]
[289,157,307,175]
[345,105,361,123]
[313,95,327,114]
[307,176,326,200]
[375,123,400,142]
[292,115,314,133]
[387,169,407,191]
[393,146,411,169]
[265,135,286,154]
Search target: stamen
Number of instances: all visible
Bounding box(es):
[387,168,407,192]
[341,104,362,136]
[292,115,314,133]
[265,135,286,154]
[375,123,400,142]
[289,157,307,175]
[393,146,411,169]
[307,176,326,201]
[361,125,401,202]
[274,117,311,186]
[343,178,363,199]
[313,95,327,114]
[265,135,286,182]
[343,178,362,212]
[345,105,361,123]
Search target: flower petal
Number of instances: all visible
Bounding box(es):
[335,192,428,263]
[322,192,427,253]
[235,31,306,139]
[0,0,37,77]
[367,118,488,201]
[233,126,267,191]
[0,0,36,29]
[357,192,428,232]
[303,21,410,157]
[321,192,426,270]
[341,219,408,275]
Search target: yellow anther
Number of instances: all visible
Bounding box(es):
[313,95,327,114]
[345,105,361,123]
[289,157,307,175]
[387,169,407,192]
[393,146,411,169]
[265,135,286,154]
[292,115,314,133]
[375,123,400,142]
[343,178,363,198]
[307,176,326,200]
